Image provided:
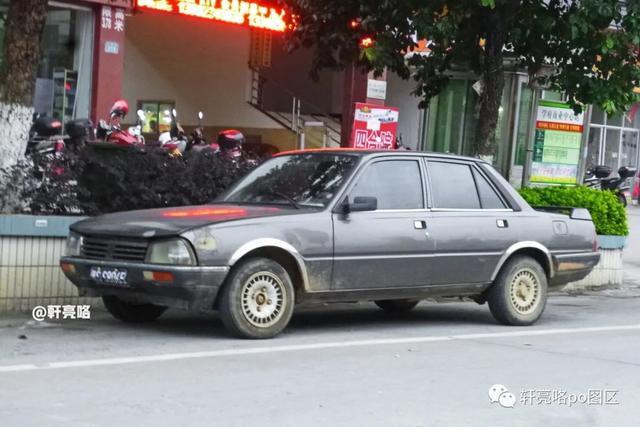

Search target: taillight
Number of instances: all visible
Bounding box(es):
[592,233,599,252]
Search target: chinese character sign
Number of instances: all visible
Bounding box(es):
[101,6,112,29]
[530,100,585,185]
[350,103,400,150]
[102,6,126,31]
[136,0,287,32]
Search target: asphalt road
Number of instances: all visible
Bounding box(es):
[1,210,640,427]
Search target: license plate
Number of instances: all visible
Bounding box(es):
[89,266,128,286]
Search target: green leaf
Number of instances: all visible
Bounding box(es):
[480,0,495,8]
[605,36,615,49]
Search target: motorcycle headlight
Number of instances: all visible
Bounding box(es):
[65,231,82,256]
[146,239,196,266]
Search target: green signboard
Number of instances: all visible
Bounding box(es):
[530,101,585,185]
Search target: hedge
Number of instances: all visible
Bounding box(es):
[0,146,261,216]
[519,186,628,236]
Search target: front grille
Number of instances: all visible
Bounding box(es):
[81,236,148,262]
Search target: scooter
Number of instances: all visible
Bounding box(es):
[584,164,636,206]
[96,100,144,147]
[25,114,66,155]
[188,111,222,153]
[65,118,95,152]
[157,109,187,155]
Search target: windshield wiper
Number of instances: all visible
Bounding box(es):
[263,190,300,209]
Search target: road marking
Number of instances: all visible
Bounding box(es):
[1,324,639,373]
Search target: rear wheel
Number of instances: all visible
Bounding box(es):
[102,295,167,323]
[374,299,419,313]
[219,257,295,339]
[487,256,548,326]
[617,192,628,207]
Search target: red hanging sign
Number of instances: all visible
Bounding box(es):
[136,0,287,32]
[350,103,400,149]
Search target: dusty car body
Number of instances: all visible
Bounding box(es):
[60,150,600,338]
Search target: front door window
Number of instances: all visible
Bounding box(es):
[349,160,424,209]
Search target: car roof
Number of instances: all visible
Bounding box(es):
[274,148,486,164]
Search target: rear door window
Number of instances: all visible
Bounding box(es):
[427,161,480,209]
[472,168,507,209]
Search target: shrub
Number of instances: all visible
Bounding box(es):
[0,146,260,216]
[0,152,83,215]
[519,186,628,236]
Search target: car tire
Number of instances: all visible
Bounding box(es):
[219,257,295,339]
[374,299,419,313]
[487,255,548,326]
[102,295,167,323]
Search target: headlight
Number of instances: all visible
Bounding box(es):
[146,239,196,265]
[65,231,82,256]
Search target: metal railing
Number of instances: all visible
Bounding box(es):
[249,67,342,148]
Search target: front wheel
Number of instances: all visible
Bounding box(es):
[218,257,295,339]
[487,256,548,326]
[102,295,167,323]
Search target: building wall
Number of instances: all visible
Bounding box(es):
[386,72,422,150]
[261,35,343,116]
[122,11,283,131]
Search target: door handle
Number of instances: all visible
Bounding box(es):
[497,219,509,228]
[414,220,427,229]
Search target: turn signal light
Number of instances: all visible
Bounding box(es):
[143,271,175,282]
[60,263,76,274]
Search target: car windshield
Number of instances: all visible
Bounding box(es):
[222,153,359,208]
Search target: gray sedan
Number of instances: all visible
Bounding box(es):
[60,150,600,338]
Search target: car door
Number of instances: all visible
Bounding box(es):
[424,159,521,285]
[331,157,434,290]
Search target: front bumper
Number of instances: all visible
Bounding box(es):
[550,251,601,287]
[60,257,229,311]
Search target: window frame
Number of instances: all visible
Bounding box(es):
[137,100,176,139]
[424,159,512,212]
[338,156,428,212]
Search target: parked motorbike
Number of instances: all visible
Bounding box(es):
[25,114,65,155]
[584,164,637,206]
[188,111,222,153]
[217,129,246,161]
[97,100,144,146]
[156,109,187,155]
[65,118,95,152]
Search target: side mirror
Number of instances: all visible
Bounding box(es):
[342,196,377,214]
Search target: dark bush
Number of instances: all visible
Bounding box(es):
[0,146,260,216]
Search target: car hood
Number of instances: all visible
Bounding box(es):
[71,204,299,238]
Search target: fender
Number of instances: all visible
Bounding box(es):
[228,238,310,291]
[490,241,554,282]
